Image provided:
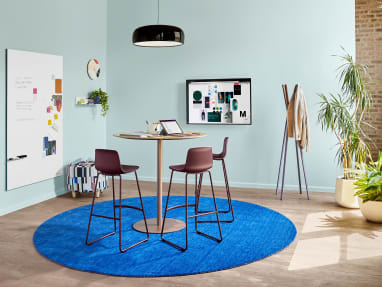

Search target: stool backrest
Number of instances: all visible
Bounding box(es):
[185,147,213,172]
[95,149,121,175]
[220,137,229,158]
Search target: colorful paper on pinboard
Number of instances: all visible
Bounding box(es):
[33,196,296,277]
[55,79,62,94]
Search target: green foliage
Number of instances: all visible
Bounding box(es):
[317,48,372,179]
[353,152,382,202]
[89,88,109,117]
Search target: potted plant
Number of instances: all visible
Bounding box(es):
[353,153,382,222]
[89,88,109,117]
[317,49,372,208]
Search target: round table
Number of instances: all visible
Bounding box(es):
[113,132,206,233]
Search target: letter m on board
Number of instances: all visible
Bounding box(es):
[240,111,246,117]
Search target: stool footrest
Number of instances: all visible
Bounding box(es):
[188,211,217,218]
[161,237,187,252]
[86,231,116,245]
[92,214,120,220]
[196,230,222,242]
[113,204,143,212]
[167,203,195,212]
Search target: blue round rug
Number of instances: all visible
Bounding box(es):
[33,196,296,277]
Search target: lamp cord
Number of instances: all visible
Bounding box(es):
[157,0,160,24]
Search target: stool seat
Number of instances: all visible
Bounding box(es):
[121,165,139,174]
[169,164,210,173]
[169,164,186,172]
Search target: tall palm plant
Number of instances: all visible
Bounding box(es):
[317,50,372,179]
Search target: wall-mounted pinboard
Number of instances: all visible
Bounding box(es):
[6,49,63,190]
[187,78,252,125]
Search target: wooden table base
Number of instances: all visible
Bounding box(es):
[133,218,185,234]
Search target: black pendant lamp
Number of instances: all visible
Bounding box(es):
[132,0,184,47]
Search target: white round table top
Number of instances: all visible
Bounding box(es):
[113,132,206,141]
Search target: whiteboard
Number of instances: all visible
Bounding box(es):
[7,49,63,190]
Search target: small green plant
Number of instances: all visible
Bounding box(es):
[317,48,372,179]
[89,88,109,117]
[353,152,382,203]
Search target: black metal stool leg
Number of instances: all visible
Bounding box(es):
[161,170,190,251]
[221,159,234,222]
[185,173,189,251]
[162,170,223,252]
[161,170,174,238]
[196,159,234,223]
[119,174,149,253]
[195,173,203,230]
[86,173,117,245]
[135,171,149,239]
[112,176,117,232]
[195,171,223,242]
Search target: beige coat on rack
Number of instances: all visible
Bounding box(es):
[287,84,310,151]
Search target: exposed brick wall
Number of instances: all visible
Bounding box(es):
[356,0,382,159]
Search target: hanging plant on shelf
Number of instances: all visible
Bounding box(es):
[89,88,109,117]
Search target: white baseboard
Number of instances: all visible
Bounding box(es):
[130,175,335,193]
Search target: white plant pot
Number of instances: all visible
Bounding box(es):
[358,198,382,223]
[335,177,359,208]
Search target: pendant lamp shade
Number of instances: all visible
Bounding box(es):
[132,25,184,47]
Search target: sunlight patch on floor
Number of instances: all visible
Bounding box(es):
[289,209,382,271]
[347,232,382,260]
[302,210,362,234]
[288,236,340,270]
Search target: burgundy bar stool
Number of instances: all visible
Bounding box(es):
[161,147,223,251]
[197,137,234,223]
[86,149,149,253]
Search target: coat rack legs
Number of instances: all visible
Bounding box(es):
[276,121,288,196]
[275,123,309,200]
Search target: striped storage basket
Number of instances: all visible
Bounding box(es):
[66,161,108,193]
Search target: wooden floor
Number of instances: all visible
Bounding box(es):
[1,180,381,287]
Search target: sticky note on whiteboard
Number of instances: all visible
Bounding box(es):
[55,79,62,94]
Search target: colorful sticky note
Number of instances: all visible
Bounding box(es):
[54,114,58,120]
[47,107,51,113]
[55,79,62,94]
[56,100,62,112]
[33,88,37,94]
[48,120,52,126]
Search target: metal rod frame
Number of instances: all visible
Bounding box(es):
[161,170,223,251]
[195,159,234,223]
[86,171,149,252]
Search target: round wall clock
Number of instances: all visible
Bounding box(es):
[87,59,100,80]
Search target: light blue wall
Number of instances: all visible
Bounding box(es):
[0,0,355,215]
[107,0,355,191]
[0,0,108,215]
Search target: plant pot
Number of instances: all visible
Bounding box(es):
[358,198,382,223]
[93,96,100,104]
[335,177,359,208]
